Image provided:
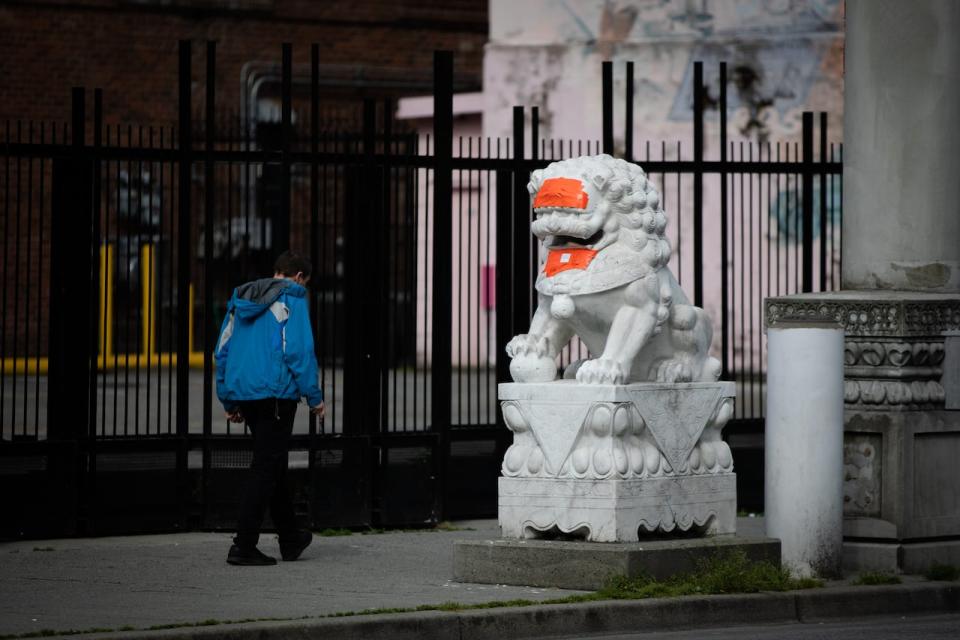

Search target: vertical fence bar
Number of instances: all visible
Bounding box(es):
[280,43,292,251]
[531,107,539,161]
[1,122,8,437]
[801,112,814,293]
[88,91,102,443]
[692,61,704,308]
[342,159,362,435]
[176,41,192,526]
[819,112,828,291]
[602,61,613,155]
[202,41,215,523]
[624,61,634,161]
[529,107,539,315]
[381,101,395,431]
[363,99,385,435]
[24,123,33,437]
[719,62,729,379]
[431,50,454,516]
[309,43,320,443]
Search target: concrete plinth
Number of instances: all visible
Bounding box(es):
[497,381,737,542]
[453,535,780,590]
[499,475,736,543]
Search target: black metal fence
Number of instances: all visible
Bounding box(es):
[0,43,841,538]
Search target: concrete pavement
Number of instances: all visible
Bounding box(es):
[0,518,957,640]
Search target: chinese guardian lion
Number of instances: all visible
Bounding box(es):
[506,154,721,385]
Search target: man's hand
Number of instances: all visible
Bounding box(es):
[310,402,325,420]
[225,409,244,423]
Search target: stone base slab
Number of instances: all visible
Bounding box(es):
[844,539,960,574]
[499,474,736,542]
[453,535,780,590]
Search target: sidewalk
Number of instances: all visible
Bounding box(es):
[0,519,957,640]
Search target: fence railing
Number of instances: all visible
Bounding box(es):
[0,43,841,537]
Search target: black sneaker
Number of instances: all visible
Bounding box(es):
[227,544,277,566]
[279,529,313,561]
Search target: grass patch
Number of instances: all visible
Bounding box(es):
[595,550,822,599]
[315,528,353,537]
[924,563,960,581]
[852,571,901,586]
[361,527,388,535]
[435,521,474,532]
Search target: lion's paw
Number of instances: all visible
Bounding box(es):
[506,334,552,359]
[576,358,626,385]
[655,358,694,383]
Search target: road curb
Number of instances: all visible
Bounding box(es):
[57,582,960,640]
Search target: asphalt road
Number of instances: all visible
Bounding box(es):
[543,613,960,640]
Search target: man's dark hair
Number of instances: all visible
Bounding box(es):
[273,250,313,279]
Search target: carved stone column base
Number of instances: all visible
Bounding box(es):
[767,291,960,572]
[499,474,736,542]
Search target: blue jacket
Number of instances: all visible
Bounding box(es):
[215,278,323,412]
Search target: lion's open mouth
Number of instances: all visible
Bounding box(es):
[549,229,604,248]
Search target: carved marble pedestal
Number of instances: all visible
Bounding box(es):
[498,381,736,542]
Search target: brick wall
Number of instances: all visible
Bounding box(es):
[0,0,488,127]
[0,0,487,364]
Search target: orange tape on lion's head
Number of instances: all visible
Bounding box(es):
[533,177,589,210]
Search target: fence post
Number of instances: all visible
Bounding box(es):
[341,101,384,438]
[529,107,539,316]
[362,99,384,435]
[342,163,362,435]
[511,107,530,335]
[279,43,292,251]
[819,112,828,292]
[602,61,613,155]
[88,89,103,443]
[431,50,454,517]
[624,61,634,162]
[495,169,513,428]
[176,40,192,527]
[802,112,814,293]
[693,61,704,308]
[49,88,93,440]
[309,43,320,443]
[201,40,216,524]
[719,62,729,379]
[47,87,92,535]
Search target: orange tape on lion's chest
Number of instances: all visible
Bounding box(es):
[544,248,598,277]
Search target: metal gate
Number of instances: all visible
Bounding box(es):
[0,43,842,538]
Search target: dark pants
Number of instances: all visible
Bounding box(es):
[235,398,299,549]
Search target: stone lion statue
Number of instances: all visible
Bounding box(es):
[506,154,721,385]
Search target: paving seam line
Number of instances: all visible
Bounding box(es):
[35,582,960,640]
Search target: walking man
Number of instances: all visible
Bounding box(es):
[215,250,324,566]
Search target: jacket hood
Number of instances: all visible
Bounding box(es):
[231,278,305,319]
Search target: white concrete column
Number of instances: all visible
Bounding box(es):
[843,0,960,291]
[765,326,845,577]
